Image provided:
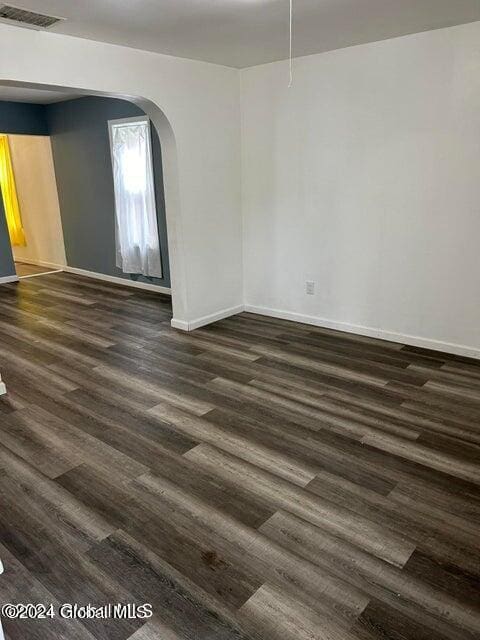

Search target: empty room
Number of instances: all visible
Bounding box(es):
[0,1,479,639]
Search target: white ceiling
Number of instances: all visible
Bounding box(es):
[0,85,78,103]
[2,0,480,68]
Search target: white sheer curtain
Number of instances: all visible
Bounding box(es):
[109,117,162,278]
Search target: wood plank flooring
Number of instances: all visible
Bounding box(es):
[0,272,479,639]
[14,262,61,278]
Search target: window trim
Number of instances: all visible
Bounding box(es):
[107,115,152,167]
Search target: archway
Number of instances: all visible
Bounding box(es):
[0,79,188,325]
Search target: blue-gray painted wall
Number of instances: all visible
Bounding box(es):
[0,97,170,287]
[0,101,48,135]
[0,196,15,278]
[46,97,170,288]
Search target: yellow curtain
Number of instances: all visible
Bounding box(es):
[0,135,26,246]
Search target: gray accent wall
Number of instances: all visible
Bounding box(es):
[0,196,15,278]
[0,101,48,135]
[46,97,170,288]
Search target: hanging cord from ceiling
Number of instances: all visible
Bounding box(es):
[288,0,293,87]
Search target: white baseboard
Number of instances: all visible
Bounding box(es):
[20,270,64,280]
[0,275,19,284]
[171,304,244,332]
[170,318,190,331]
[63,266,171,295]
[244,304,480,361]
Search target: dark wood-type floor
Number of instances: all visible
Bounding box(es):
[0,272,479,640]
[14,262,60,278]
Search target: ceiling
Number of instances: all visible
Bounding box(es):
[2,0,480,68]
[0,86,78,103]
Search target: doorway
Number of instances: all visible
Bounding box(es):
[0,80,185,324]
[0,132,66,279]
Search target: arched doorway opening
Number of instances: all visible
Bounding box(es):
[0,79,188,325]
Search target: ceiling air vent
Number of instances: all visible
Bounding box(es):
[0,4,64,29]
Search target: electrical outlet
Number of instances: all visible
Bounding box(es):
[306,280,315,295]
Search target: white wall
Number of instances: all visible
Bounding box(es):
[9,135,66,268]
[2,20,480,357]
[0,22,242,327]
[241,21,480,358]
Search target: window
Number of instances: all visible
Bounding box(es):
[108,116,162,278]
